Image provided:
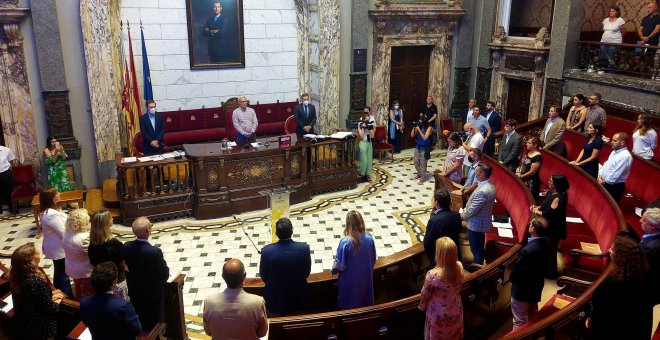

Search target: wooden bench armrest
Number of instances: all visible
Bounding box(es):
[556,275,594,295]
[140,322,166,340]
[568,249,610,259]
[466,263,484,273]
[492,241,516,248]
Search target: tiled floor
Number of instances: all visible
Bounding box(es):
[0,147,446,338]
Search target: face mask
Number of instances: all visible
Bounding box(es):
[148,108,156,115]
[303,100,309,105]
[394,105,399,109]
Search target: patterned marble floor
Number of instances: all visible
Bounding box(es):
[0,148,446,338]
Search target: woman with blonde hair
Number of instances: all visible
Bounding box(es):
[63,208,94,300]
[9,243,63,339]
[632,114,656,160]
[88,210,129,300]
[331,210,377,310]
[39,186,73,298]
[419,237,464,339]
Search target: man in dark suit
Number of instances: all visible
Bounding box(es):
[498,118,523,173]
[259,218,312,315]
[294,93,317,135]
[202,1,227,63]
[510,217,550,329]
[640,208,660,304]
[81,262,142,339]
[482,101,502,156]
[139,100,165,155]
[124,217,170,331]
[424,189,462,267]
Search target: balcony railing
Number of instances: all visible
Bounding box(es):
[576,41,659,79]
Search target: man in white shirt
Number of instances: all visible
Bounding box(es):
[0,144,17,214]
[461,123,485,178]
[598,132,633,203]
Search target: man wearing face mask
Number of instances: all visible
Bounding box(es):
[294,93,317,135]
[139,100,165,155]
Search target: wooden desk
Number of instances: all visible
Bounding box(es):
[116,138,356,223]
[31,189,84,238]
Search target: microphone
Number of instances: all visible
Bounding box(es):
[233,215,261,254]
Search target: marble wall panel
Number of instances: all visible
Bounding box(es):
[316,0,340,134]
[80,0,122,163]
[0,27,40,171]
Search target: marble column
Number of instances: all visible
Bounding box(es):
[316,0,340,134]
[0,7,40,177]
[294,0,310,95]
[80,0,122,181]
[546,0,583,78]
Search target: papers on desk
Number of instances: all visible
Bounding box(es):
[137,155,164,162]
[78,327,92,340]
[497,228,514,238]
[580,242,602,254]
[330,131,354,140]
[635,207,643,217]
[227,142,237,147]
[120,157,137,164]
[251,142,265,148]
[493,221,512,229]
[565,216,584,224]
[1,294,13,313]
[552,295,572,309]
[168,271,181,283]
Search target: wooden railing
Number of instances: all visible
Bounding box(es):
[576,40,659,79]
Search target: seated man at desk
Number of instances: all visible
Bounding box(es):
[232,96,258,144]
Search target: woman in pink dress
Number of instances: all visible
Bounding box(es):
[419,237,464,339]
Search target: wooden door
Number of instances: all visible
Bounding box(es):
[506,79,532,123]
[389,46,431,149]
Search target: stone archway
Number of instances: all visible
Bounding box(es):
[369,2,465,126]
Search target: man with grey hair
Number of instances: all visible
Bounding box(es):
[204,259,268,339]
[640,207,660,304]
[232,96,258,144]
[123,217,170,331]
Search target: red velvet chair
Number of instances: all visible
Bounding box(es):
[373,126,394,161]
[284,115,297,135]
[11,164,38,212]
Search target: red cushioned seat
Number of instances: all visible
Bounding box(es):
[162,111,182,132]
[179,109,204,131]
[257,103,281,123]
[202,108,226,128]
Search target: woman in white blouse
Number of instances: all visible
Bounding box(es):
[63,208,94,300]
[600,6,626,69]
[632,114,657,160]
[39,186,73,297]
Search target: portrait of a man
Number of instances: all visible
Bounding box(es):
[186,0,245,69]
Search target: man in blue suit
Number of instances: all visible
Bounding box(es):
[139,100,165,155]
[259,218,312,315]
[461,163,497,265]
[294,93,317,135]
[482,101,502,156]
[640,208,660,305]
[81,262,142,339]
[424,189,462,267]
[124,217,170,331]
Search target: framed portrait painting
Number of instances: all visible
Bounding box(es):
[186,0,245,69]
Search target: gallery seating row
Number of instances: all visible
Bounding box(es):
[248,156,535,339]
[563,129,660,237]
[133,98,298,155]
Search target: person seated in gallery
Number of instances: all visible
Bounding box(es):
[139,100,165,155]
[232,96,259,144]
[259,218,312,316]
[80,262,142,338]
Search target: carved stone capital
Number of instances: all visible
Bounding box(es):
[534,27,550,48]
[3,23,21,47]
[491,26,507,44]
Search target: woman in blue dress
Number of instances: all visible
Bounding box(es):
[388,100,404,153]
[331,210,377,310]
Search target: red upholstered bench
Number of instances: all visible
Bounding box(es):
[537,149,626,276]
[132,99,297,156]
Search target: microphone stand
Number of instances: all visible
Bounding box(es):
[233,215,261,255]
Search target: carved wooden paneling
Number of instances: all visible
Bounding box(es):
[475,67,492,106]
[450,67,470,117]
[543,77,563,114]
[349,73,368,111]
